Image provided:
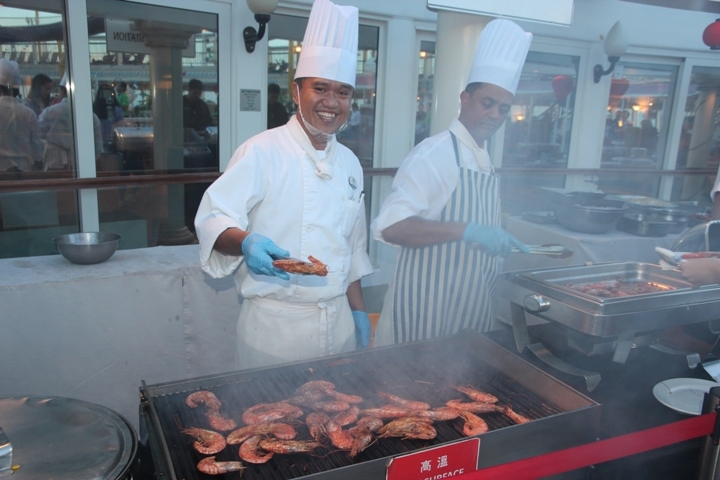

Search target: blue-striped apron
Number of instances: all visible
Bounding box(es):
[392,133,501,343]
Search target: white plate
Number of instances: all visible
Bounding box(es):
[652,378,720,415]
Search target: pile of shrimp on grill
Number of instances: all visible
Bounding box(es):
[565,279,675,298]
[180,380,530,475]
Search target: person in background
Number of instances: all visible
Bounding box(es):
[371,19,532,345]
[115,81,130,117]
[267,82,289,129]
[711,162,720,220]
[194,0,373,370]
[39,76,103,171]
[0,59,42,172]
[348,102,361,139]
[183,79,214,134]
[22,73,53,116]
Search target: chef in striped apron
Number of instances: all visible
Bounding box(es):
[371,19,533,345]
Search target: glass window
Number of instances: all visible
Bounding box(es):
[499,51,579,214]
[599,61,678,197]
[672,65,720,203]
[86,0,219,247]
[502,51,579,168]
[0,1,81,258]
[415,40,434,146]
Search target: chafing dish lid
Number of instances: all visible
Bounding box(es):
[0,396,136,479]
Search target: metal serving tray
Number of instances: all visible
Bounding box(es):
[500,262,720,338]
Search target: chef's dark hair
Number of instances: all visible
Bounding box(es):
[464,82,486,95]
[188,79,203,91]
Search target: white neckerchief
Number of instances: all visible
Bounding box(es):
[286,114,337,179]
[448,118,494,173]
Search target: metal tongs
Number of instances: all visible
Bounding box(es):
[511,243,574,258]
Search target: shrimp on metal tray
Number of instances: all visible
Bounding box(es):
[377,392,430,410]
[258,439,323,455]
[325,418,354,450]
[305,412,330,442]
[241,402,304,425]
[206,410,238,432]
[377,417,437,440]
[239,435,274,464]
[186,390,222,411]
[455,410,489,436]
[227,423,297,445]
[445,399,496,414]
[197,456,245,475]
[181,427,227,455]
[496,404,530,424]
[451,385,498,404]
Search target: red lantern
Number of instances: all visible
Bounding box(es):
[704,19,720,50]
[610,78,629,98]
[552,75,574,103]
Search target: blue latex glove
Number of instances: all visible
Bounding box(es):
[462,223,529,257]
[241,232,291,280]
[352,311,371,349]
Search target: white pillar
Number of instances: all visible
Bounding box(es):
[430,12,492,136]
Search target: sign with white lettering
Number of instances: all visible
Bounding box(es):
[426,0,574,26]
[386,438,480,480]
[240,89,262,112]
[105,18,196,58]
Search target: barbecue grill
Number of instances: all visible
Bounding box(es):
[139,331,600,479]
[498,262,720,391]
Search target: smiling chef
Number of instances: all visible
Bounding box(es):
[195,0,373,370]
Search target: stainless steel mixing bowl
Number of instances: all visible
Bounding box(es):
[53,232,121,265]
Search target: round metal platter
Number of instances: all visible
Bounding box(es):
[0,396,137,479]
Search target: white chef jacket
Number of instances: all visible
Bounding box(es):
[38,98,103,170]
[371,123,493,243]
[0,96,42,172]
[195,116,373,368]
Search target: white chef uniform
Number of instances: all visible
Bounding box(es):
[370,19,532,346]
[0,59,42,172]
[195,0,370,370]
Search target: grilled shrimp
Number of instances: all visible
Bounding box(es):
[496,405,530,424]
[377,392,430,410]
[239,435,274,464]
[181,427,227,455]
[242,402,304,425]
[325,418,354,450]
[197,456,245,475]
[349,429,374,457]
[186,390,222,411]
[451,385,498,404]
[411,407,461,421]
[206,410,238,432]
[227,423,297,445]
[258,439,323,454]
[445,399,496,414]
[296,380,336,396]
[332,406,360,427]
[360,405,412,419]
[306,412,330,442]
[377,417,436,440]
[307,400,352,413]
[349,416,384,433]
[323,389,364,404]
[456,410,489,436]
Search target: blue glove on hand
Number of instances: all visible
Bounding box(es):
[241,232,291,280]
[462,223,529,257]
[352,311,372,349]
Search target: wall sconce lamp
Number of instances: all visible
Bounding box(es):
[593,21,628,83]
[244,0,279,53]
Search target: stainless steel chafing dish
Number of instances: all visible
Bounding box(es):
[498,262,720,390]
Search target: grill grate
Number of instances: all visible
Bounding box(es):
[145,333,567,479]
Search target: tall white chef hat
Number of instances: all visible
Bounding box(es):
[0,58,19,89]
[294,0,358,88]
[466,19,532,95]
